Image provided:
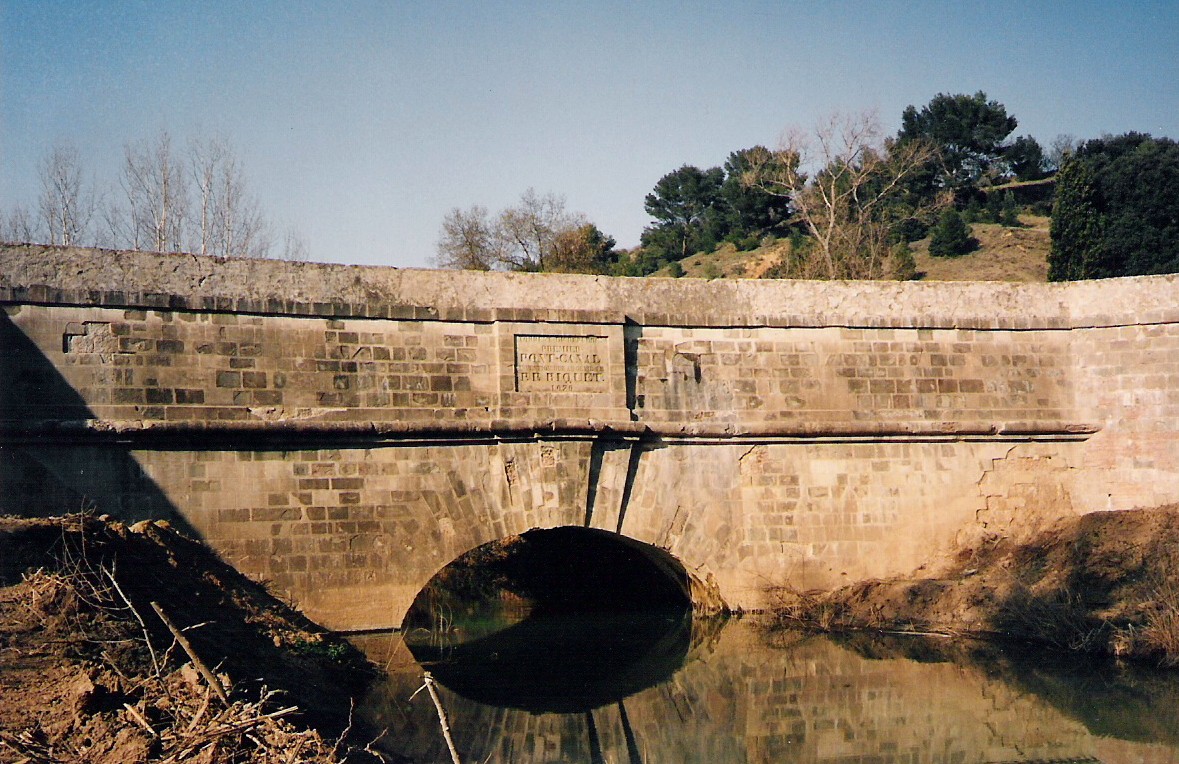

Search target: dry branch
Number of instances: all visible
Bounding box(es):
[424,672,462,764]
[151,601,231,705]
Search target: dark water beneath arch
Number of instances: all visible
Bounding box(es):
[350,613,1179,763]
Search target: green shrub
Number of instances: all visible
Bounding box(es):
[1000,191,1023,227]
[1050,133,1179,279]
[929,209,978,257]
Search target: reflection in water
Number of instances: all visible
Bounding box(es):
[352,617,1179,764]
[408,607,692,713]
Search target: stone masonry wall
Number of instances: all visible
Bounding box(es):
[630,325,1072,429]
[2,245,1179,629]
[2,304,628,428]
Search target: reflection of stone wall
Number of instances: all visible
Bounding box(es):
[355,621,1113,763]
[3,246,1179,629]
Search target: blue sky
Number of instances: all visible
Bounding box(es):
[3,1,1177,268]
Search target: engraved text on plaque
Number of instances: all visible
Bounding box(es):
[515,335,608,392]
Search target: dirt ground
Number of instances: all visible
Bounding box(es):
[0,515,390,764]
[769,506,1179,666]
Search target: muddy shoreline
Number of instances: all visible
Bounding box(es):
[767,506,1179,667]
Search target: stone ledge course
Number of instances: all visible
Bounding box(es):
[4,244,1178,329]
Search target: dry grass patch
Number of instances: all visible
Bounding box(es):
[911,214,1051,282]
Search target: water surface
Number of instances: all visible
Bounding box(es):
[351,614,1179,763]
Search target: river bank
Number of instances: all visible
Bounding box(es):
[768,505,1179,665]
[0,515,384,764]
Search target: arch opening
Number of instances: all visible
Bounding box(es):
[401,526,718,713]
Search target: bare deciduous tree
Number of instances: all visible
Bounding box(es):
[496,188,584,271]
[751,111,945,280]
[434,205,501,270]
[277,226,310,262]
[5,132,301,260]
[435,190,593,271]
[189,136,271,258]
[37,143,94,246]
[1,205,36,243]
[96,195,129,250]
[1048,133,1080,172]
[121,130,188,252]
[189,136,227,255]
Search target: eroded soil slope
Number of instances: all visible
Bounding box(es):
[0,515,380,763]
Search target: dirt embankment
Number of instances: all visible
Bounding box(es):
[770,506,1179,665]
[0,515,388,764]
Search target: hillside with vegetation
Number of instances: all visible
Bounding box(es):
[658,213,1051,283]
[430,91,1176,285]
[430,91,1072,282]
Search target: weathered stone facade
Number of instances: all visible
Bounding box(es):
[2,245,1178,630]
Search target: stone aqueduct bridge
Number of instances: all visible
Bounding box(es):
[3,244,1179,631]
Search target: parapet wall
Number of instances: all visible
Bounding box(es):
[5,243,1178,329]
[3,245,1178,629]
[6,243,1176,438]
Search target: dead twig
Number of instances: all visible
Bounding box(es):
[423,672,462,764]
[183,686,212,733]
[150,601,230,705]
[123,702,158,738]
[102,563,160,674]
[331,699,357,760]
[362,729,393,762]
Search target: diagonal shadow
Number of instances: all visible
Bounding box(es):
[0,310,196,536]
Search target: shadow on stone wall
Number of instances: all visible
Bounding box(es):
[0,311,194,535]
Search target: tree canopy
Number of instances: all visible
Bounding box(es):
[1049,133,1179,279]
[632,150,798,274]
[719,147,793,243]
[641,165,726,262]
[1006,135,1050,181]
[897,91,1019,189]
[435,189,618,273]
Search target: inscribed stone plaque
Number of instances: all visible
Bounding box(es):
[515,335,608,392]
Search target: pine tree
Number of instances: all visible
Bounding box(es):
[929,208,977,257]
[1000,191,1022,227]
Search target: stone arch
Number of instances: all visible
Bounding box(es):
[401,525,726,634]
